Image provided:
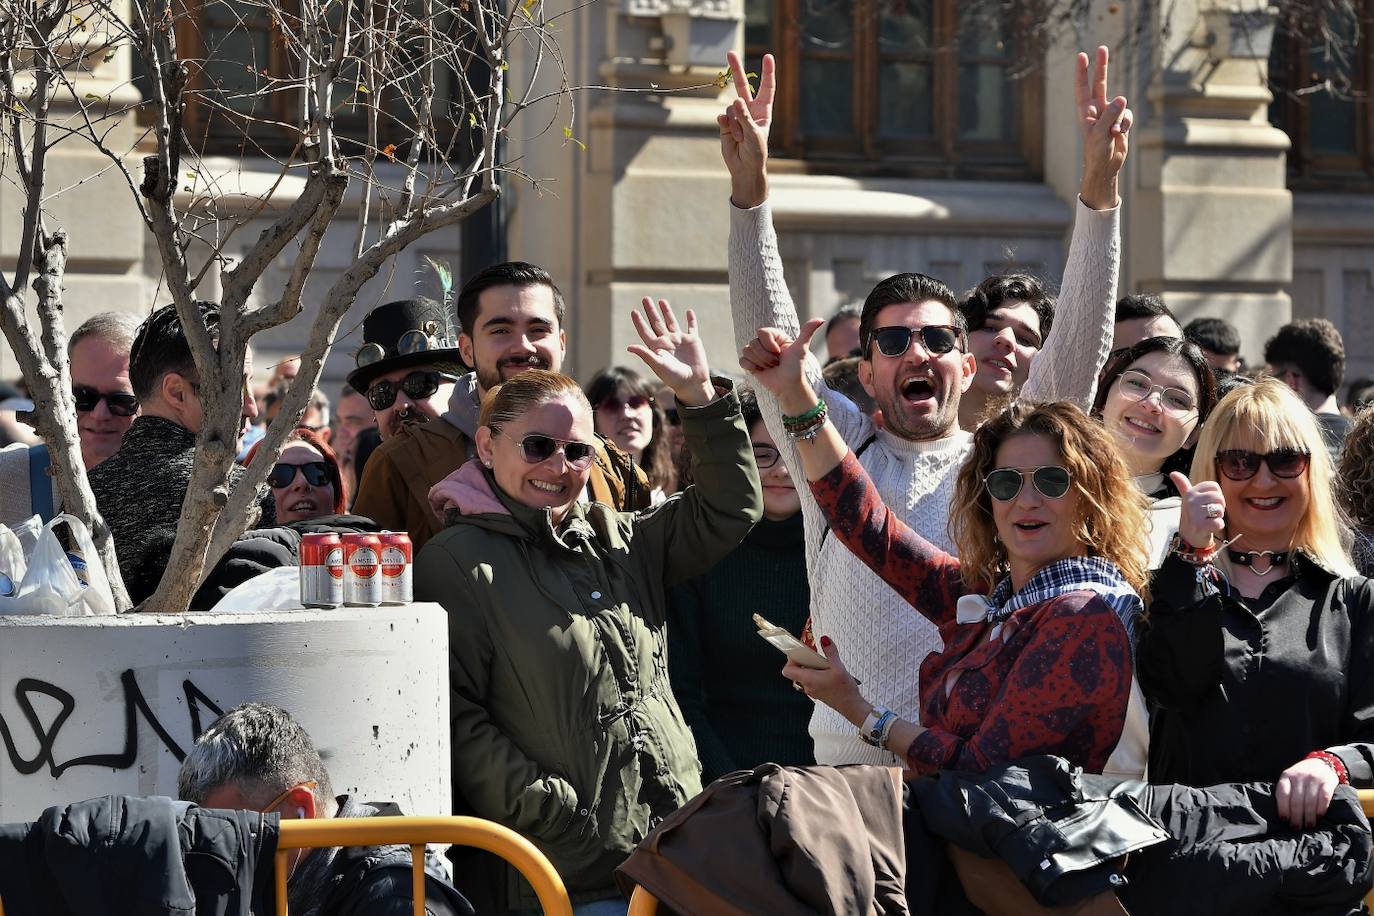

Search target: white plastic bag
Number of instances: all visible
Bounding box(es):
[0,514,116,616]
[0,523,26,598]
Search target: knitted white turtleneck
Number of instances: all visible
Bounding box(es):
[729,196,1119,765]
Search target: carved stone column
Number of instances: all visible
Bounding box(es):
[1130,0,1292,363]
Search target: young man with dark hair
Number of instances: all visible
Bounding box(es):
[823,303,862,363]
[957,273,1056,430]
[1183,316,1243,373]
[1265,317,1350,456]
[1110,293,1181,364]
[352,265,648,550]
[723,47,1132,766]
[1347,376,1374,417]
[88,303,287,607]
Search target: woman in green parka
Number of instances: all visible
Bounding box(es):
[415,297,763,914]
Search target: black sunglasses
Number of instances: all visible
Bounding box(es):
[596,394,652,413]
[1216,448,1310,482]
[73,384,139,417]
[366,370,445,411]
[984,466,1072,502]
[867,325,965,359]
[267,461,332,489]
[501,432,597,470]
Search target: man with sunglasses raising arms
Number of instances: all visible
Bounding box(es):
[0,312,143,528]
[725,47,1131,766]
[353,265,649,552]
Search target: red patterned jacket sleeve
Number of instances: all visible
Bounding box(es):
[906,593,1133,775]
[809,451,965,628]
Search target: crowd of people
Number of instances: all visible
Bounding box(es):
[4,43,1374,915]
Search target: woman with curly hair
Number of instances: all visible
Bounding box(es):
[1138,378,1374,828]
[741,319,1150,777]
[1338,404,1374,576]
[585,366,678,502]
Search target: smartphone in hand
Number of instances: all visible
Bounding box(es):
[754,613,830,669]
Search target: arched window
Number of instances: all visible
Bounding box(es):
[744,0,1043,178]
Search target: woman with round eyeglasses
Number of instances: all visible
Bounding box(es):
[667,387,812,783]
[415,299,761,914]
[585,366,677,503]
[1092,336,1218,566]
[1137,377,1374,830]
[741,319,1149,777]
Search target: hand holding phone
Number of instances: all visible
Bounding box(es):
[754,613,830,669]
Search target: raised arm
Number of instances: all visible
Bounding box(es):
[1023,46,1132,408]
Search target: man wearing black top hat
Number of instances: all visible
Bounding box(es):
[351,263,649,551]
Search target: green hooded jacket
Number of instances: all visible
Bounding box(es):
[414,385,762,904]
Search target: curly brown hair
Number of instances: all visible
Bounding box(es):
[952,400,1151,599]
[1339,404,1374,531]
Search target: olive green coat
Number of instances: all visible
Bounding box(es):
[414,386,762,903]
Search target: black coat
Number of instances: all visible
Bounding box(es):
[0,795,277,916]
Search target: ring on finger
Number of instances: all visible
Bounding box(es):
[1203,503,1223,519]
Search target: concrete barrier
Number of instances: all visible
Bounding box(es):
[0,604,450,822]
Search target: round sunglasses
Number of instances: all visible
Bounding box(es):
[366,370,446,411]
[73,384,139,417]
[867,325,965,359]
[500,432,597,470]
[984,465,1072,502]
[595,393,652,413]
[267,461,332,489]
[1215,448,1309,481]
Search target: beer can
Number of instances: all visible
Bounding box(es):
[342,533,382,606]
[378,531,413,605]
[300,533,343,608]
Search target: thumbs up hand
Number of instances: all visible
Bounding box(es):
[1170,471,1226,548]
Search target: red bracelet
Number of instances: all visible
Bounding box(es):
[1172,534,1220,566]
[1305,750,1350,785]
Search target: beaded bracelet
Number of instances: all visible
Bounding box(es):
[786,409,828,442]
[782,399,826,429]
[1305,750,1350,785]
[1171,533,1220,566]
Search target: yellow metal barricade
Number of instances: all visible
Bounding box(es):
[275,815,573,916]
[626,884,659,915]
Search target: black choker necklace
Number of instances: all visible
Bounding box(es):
[1227,548,1290,577]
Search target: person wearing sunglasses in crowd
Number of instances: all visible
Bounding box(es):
[244,428,348,524]
[721,47,1132,767]
[1137,378,1374,829]
[1092,335,1218,566]
[1,312,144,528]
[585,366,678,504]
[667,386,813,783]
[742,319,1149,777]
[352,269,650,554]
[415,299,761,915]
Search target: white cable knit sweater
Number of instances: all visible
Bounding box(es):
[729,197,1120,765]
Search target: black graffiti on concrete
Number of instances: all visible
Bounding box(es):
[0,669,224,777]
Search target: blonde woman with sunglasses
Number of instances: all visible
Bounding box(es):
[1137,377,1374,830]
[742,320,1150,777]
[415,298,761,915]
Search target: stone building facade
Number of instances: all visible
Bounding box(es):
[3,0,1371,399]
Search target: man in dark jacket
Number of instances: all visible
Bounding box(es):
[87,301,291,608]
[178,702,472,916]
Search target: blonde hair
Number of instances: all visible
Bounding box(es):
[1188,376,1354,577]
[479,369,589,433]
[952,400,1151,599]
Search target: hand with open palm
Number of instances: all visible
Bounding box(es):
[717,50,775,210]
[628,297,716,408]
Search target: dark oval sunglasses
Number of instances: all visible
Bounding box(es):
[267,461,332,489]
[500,432,597,470]
[366,370,444,411]
[867,325,965,359]
[984,465,1072,502]
[596,393,652,413]
[1216,448,1310,481]
[73,384,139,417]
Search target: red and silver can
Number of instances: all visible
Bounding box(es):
[378,531,413,605]
[342,533,382,606]
[300,533,343,607]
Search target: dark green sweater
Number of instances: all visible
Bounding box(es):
[667,511,814,783]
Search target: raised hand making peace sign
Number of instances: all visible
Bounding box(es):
[717,50,775,210]
[1076,46,1133,210]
